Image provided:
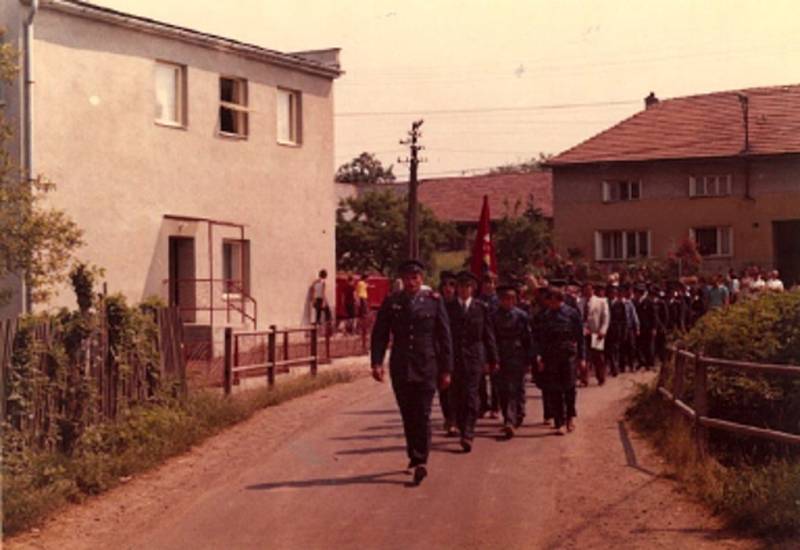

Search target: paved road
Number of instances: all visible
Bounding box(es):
[10,365,755,550]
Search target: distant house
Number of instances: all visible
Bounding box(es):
[337,171,553,249]
[548,85,800,285]
[1,1,343,340]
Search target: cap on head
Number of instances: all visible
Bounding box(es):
[456,270,479,286]
[439,270,456,282]
[398,259,425,275]
[496,284,518,296]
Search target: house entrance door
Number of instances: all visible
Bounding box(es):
[168,236,196,323]
[773,220,800,288]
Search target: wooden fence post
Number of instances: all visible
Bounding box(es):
[283,330,289,363]
[672,349,685,424]
[694,353,709,458]
[361,317,368,355]
[310,326,318,376]
[223,327,233,395]
[267,325,276,387]
[325,323,332,364]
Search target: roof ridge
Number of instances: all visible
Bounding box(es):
[659,82,800,105]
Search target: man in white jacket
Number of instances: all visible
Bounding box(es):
[576,282,610,386]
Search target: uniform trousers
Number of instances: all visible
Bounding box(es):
[543,359,577,429]
[655,330,668,366]
[390,376,436,466]
[452,367,482,441]
[623,329,638,371]
[637,330,656,368]
[497,366,526,427]
[438,386,453,426]
[479,373,500,414]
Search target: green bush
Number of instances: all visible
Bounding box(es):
[683,291,800,460]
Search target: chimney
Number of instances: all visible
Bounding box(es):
[644,92,659,109]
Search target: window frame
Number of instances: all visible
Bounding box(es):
[594,229,652,261]
[218,76,249,139]
[154,60,187,128]
[689,174,732,198]
[602,179,642,203]
[276,87,302,146]
[222,239,251,295]
[690,226,733,258]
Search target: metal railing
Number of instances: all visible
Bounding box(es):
[163,278,257,329]
[657,345,800,456]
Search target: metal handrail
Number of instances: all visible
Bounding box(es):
[162,278,258,329]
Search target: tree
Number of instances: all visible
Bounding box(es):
[336,190,455,274]
[0,36,83,307]
[489,152,553,175]
[335,152,396,184]
[492,196,552,279]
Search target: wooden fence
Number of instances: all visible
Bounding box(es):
[1,307,186,449]
[657,345,800,456]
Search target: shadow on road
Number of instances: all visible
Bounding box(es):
[617,420,658,477]
[341,409,398,416]
[336,442,458,456]
[245,470,411,490]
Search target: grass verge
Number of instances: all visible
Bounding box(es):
[2,369,359,536]
[626,381,800,543]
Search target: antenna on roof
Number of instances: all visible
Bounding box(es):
[737,93,750,153]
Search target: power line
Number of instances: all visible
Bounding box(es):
[335,99,639,118]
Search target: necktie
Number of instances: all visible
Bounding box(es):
[583,299,590,322]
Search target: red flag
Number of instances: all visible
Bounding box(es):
[470,195,497,279]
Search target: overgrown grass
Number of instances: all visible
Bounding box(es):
[2,369,358,535]
[627,381,800,542]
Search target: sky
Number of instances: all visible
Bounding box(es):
[94,0,800,180]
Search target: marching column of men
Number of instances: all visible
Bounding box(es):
[371,261,689,485]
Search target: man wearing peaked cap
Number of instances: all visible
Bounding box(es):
[371,259,453,485]
[446,270,498,452]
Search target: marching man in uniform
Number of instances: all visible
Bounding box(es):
[370,260,453,486]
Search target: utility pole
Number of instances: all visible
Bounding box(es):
[399,120,425,259]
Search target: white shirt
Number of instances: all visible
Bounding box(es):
[458,297,473,312]
[766,279,784,291]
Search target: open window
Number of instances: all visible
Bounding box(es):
[219,77,248,137]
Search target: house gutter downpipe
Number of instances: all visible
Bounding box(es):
[21,0,39,314]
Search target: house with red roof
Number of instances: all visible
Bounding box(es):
[548,85,800,285]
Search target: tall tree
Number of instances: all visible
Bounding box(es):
[493,196,552,279]
[335,152,396,184]
[336,190,455,274]
[0,36,83,306]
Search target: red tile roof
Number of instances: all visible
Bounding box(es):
[417,171,553,222]
[550,84,800,165]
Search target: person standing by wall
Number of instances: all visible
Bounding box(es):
[311,269,332,326]
[370,260,453,486]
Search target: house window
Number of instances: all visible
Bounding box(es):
[689,175,732,197]
[219,77,248,137]
[154,61,186,126]
[691,226,732,257]
[222,240,250,294]
[595,230,651,261]
[602,180,641,202]
[277,88,301,144]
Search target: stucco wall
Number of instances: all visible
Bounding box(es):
[29,8,337,327]
[552,156,800,272]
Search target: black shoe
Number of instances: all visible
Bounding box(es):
[460,438,472,453]
[413,465,427,486]
[503,424,515,439]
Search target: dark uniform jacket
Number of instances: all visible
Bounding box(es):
[445,298,498,373]
[371,289,453,386]
[608,298,628,340]
[635,296,658,332]
[667,297,688,332]
[492,306,534,370]
[654,298,670,333]
[536,303,585,366]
